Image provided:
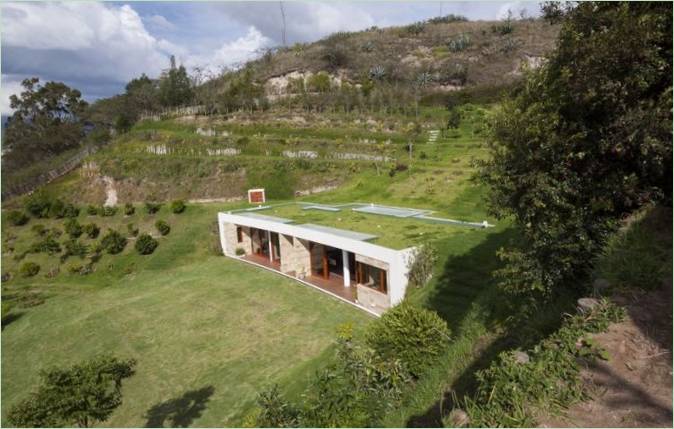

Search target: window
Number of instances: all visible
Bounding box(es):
[236,226,243,243]
[356,261,387,294]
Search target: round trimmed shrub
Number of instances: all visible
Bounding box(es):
[24,189,53,218]
[124,203,135,216]
[101,205,117,217]
[62,204,80,218]
[19,262,40,278]
[100,229,127,255]
[155,220,170,236]
[135,234,158,255]
[365,302,451,377]
[145,202,161,214]
[86,205,99,216]
[83,223,100,239]
[64,218,83,238]
[170,200,186,214]
[7,211,29,226]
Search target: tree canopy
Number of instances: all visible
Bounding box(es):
[479,1,672,299]
[3,78,88,169]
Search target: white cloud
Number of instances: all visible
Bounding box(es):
[0,77,24,116]
[186,26,272,77]
[145,14,176,30]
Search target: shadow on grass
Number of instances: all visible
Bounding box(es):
[144,385,215,428]
[407,228,574,427]
[1,312,23,330]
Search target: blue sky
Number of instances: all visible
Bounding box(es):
[1,1,541,114]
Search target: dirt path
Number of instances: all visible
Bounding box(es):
[540,283,673,428]
[102,176,118,207]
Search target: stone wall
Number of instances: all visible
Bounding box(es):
[280,235,312,277]
[223,223,252,255]
[356,285,389,315]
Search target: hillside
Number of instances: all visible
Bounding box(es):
[213,17,559,99]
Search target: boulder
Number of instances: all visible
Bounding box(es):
[447,409,470,427]
[577,297,600,314]
[513,350,530,364]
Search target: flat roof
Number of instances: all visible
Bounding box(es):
[235,212,294,223]
[299,223,378,241]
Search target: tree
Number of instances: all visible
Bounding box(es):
[3,78,87,169]
[7,355,136,428]
[479,2,672,299]
[159,58,194,108]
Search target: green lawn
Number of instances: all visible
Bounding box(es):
[1,203,370,426]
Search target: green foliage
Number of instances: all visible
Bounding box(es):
[24,189,53,218]
[366,302,451,377]
[2,301,13,324]
[135,234,159,255]
[406,244,438,288]
[306,72,331,93]
[7,355,136,428]
[155,220,171,236]
[28,237,61,255]
[64,218,83,238]
[246,167,296,200]
[464,300,625,427]
[479,2,672,298]
[84,223,100,239]
[491,10,514,35]
[320,45,348,70]
[428,14,468,24]
[31,224,46,236]
[46,200,79,219]
[170,200,186,214]
[158,57,194,107]
[4,78,87,170]
[87,205,99,216]
[145,202,162,214]
[127,223,139,237]
[7,210,29,226]
[446,108,461,129]
[101,205,117,217]
[406,22,425,35]
[61,240,89,262]
[255,385,300,428]
[124,203,135,216]
[100,230,127,255]
[235,247,246,256]
[447,33,471,52]
[19,262,40,278]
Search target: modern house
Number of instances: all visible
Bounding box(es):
[217,210,416,316]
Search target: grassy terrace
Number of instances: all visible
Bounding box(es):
[244,203,483,249]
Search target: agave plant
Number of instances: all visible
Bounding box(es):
[414,71,434,88]
[447,33,472,52]
[369,65,387,81]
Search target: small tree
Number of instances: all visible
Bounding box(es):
[83,223,100,239]
[7,355,136,428]
[100,230,127,255]
[7,210,29,226]
[135,234,158,255]
[123,203,135,216]
[64,219,83,238]
[145,202,161,214]
[170,200,186,214]
[155,220,171,236]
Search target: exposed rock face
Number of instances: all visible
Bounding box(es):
[577,297,600,314]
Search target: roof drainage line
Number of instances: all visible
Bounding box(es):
[415,215,494,228]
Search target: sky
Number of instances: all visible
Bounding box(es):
[0,1,542,115]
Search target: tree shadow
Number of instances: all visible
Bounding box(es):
[407,228,574,427]
[1,312,23,330]
[144,385,215,428]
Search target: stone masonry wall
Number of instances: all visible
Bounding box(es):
[280,235,312,277]
[223,223,252,255]
[356,285,389,315]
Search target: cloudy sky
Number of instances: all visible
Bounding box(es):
[1,1,541,114]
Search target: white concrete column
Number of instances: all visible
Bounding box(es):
[267,230,273,262]
[342,249,350,287]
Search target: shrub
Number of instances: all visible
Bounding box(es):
[19,262,40,278]
[307,72,331,93]
[126,223,139,237]
[406,21,425,35]
[448,33,471,52]
[145,202,162,214]
[407,244,438,288]
[365,302,451,377]
[68,264,93,275]
[256,385,300,428]
[2,301,13,324]
[235,247,246,256]
[62,204,80,218]
[7,210,29,226]
[124,203,135,216]
[170,200,186,214]
[100,230,127,255]
[47,199,65,218]
[28,237,61,255]
[135,234,158,255]
[64,218,83,238]
[155,220,170,236]
[101,206,117,216]
[61,240,89,262]
[24,189,53,218]
[83,223,100,239]
[86,205,99,216]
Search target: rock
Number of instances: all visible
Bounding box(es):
[593,278,611,295]
[577,297,600,314]
[447,409,470,427]
[513,350,530,364]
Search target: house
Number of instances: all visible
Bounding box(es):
[217,210,416,316]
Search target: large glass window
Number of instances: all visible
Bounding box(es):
[355,261,387,293]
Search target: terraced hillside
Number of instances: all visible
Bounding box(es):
[35,105,491,208]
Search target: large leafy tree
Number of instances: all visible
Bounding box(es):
[158,56,194,107]
[479,2,672,299]
[3,78,88,169]
[7,355,136,428]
